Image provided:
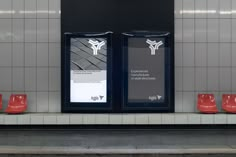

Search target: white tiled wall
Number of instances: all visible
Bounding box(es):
[175,0,236,112]
[0,0,61,113]
[0,0,235,113]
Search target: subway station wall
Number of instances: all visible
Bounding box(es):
[0,0,236,113]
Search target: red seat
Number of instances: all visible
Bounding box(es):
[0,94,2,110]
[222,94,236,113]
[197,94,218,113]
[5,94,27,114]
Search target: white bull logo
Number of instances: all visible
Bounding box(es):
[88,39,105,55]
[146,39,163,55]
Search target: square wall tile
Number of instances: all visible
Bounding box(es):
[37,19,49,42]
[12,68,24,91]
[195,0,207,18]
[207,0,219,18]
[12,43,24,67]
[44,115,57,124]
[57,115,70,124]
[233,68,236,91]
[175,92,183,112]
[175,0,182,18]
[25,43,37,67]
[70,114,83,124]
[0,92,11,111]
[148,114,161,124]
[219,68,231,92]
[233,0,236,18]
[49,92,60,112]
[37,92,49,112]
[175,67,183,91]
[183,43,194,67]
[12,0,24,18]
[37,0,49,18]
[49,68,60,91]
[0,115,4,123]
[37,43,49,67]
[183,19,194,42]
[49,0,61,18]
[25,0,37,18]
[135,114,149,124]
[220,19,231,42]
[109,114,123,124]
[195,68,207,92]
[232,44,236,66]
[4,115,17,125]
[17,115,30,125]
[25,68,36,91]
[214,114,227,124]
[0,19,12,42]
[218,92,226,112]
[123,114,135,124]
[31,115,43,124]
[0,43,11,66]
[232,19,236,42]
[182,0,194,18]
[0,68,11,91]
[195,43,207,67]
[175,43,182,67]
[195,19,207,43]
[219,0,231,19]
[162,114,174,124]
[188,114,201,124]
[25,19,37,42]
[12,19,24,42]
[220,43,231,67]
[183,67,194,91]
[0,0,12,18]
[227,115,236,124]
[208,43,219,67]
[26,92,37,112]
[175,114,188,124]
[175,19,182,42]
[201,114,214,124]
[49,43,61,67]
[83,114,96,124]
[183,92,195,112]
[207,19,219,42]
[49,19,60,42]
[95,114,109,124]
[207,67,219,91]
[37,68,49,91]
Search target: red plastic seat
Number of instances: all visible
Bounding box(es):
[0,94,2,110]
[222,94,236,113]
[5,94,27,114]
[197,94,218,113]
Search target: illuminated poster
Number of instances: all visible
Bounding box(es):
[128,37,165,103]
[63,32,112,112]
[122,32,174,112]
[70,38,107,103]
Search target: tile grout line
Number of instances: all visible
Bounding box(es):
[193,0,196,113]
[231,0,233,95]
[23,0,26,98]
[48,0,50,114]
[181,0,184,113]
[11,0,13,95]
[35,0,38,113]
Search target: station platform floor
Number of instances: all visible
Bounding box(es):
[1,128,236,156]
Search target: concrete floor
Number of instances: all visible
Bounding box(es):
[1,128,236,156]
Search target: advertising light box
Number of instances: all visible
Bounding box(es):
[122,32,174,112]
[61,0,174,113]
[62,32,113,112]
